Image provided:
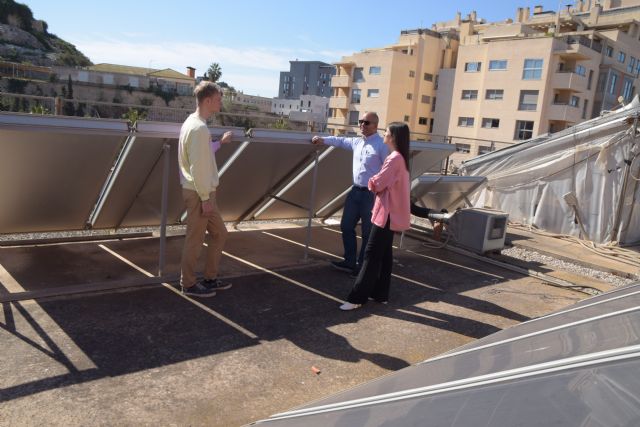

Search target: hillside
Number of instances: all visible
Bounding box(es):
[0,0,91,66]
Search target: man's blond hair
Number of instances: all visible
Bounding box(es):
[194,81,222,104]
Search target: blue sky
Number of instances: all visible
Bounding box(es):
[24,0,561,97]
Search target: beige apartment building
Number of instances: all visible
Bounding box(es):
[327,1,640,167]
[327,28,459,138]
[443,0,640,165]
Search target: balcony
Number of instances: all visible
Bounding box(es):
[329,96,349,109]
[553,37,594,60]
[327,116,346,127]
[552,70,587,93]
[331,75,350,88]
[548,102,582,124]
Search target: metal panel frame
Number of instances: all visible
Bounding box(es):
[0,116,461,295]
[316,141,456,220]
[412,175,488,211]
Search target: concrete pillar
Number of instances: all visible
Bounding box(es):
[54,96,62,115]
[590,3,602,24]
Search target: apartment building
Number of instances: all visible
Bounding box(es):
[327,28,459,137]
[272,94,329,129]
[443,1,640,165]
[278,60,334,99]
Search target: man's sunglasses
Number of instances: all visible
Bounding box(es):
[358,120,372,125]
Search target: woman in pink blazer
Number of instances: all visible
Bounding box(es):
[340,122,411,310]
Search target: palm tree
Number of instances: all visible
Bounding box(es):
[207,63,222,82]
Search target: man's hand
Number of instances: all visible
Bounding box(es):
[220,131,233,144]
[201,200,214,217]
[311,136,324,145]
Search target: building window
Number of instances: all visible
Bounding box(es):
[622,79,633,101]
[606,46,613,57]
[349,111,360,126]
[464,62,481,72]
[369,66,381,75]
[424,73,433,81]
[618,51,626,63]
[431,97,436,112]
[489,60,507,70]
[455,143,471,153]
[421,95,431,104]
[515,120,534,140]
[575,65,586,76]
[518,90,539,111]
[351,89,361,104]
[461,90,478,100]
[609,73,618,95]
[353,67,364,82]
[406,93,413,100]
[418,117,428,125]
[587,69,594,90]
[523,59,543,80]
[404,115,410,122]
[582,99,589,119]
[628,57,637,73]
[409,70,415,77]
[570,95,580,107]
[482,118,500,128]
[485,89,504,100]
[367,89,380,98]
[434,74,439,89]
[458,117,474,127]
[478,145,493,155]
[429,118,434,133]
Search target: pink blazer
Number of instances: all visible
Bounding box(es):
[368,151,410,231]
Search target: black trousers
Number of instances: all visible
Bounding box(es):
[346,217,394,304]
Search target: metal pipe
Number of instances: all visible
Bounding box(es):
[304,149,321,262]
[158,143,170,277]
[610,120,638,242]
[87,133,137,228]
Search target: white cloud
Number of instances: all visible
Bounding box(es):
[71,36,350,97]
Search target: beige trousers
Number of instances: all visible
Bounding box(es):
[180,189,228,288]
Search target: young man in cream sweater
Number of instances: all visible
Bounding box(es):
[178,81,233,297]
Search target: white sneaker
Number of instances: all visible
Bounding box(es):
[339,302,362,311]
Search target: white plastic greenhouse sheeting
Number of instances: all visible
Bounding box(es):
[460,97,640,245]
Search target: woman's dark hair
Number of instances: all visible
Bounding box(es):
[387,122,410,171]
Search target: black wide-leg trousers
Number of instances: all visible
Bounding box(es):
[346,217,394,304]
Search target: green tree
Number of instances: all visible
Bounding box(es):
[270,117,291,130]
[207,63,222,82]
[122,108,146,126]
[62,75,75,116]
[66,75,73,99]
[30,104,50,115]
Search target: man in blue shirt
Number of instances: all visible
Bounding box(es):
[311,111,389,276]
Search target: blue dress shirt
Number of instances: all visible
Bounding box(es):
[323,133,389,187]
